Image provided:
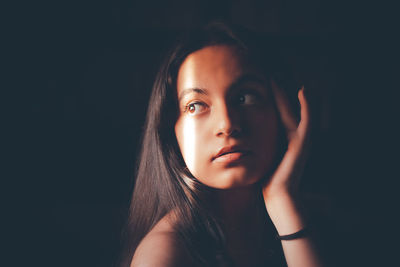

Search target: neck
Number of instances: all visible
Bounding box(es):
[203,184,266,233]
[202,184,274,266]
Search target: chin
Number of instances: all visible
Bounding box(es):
[198,171,263,189]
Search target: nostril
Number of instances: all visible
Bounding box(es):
[217,126,242,137]
[229,128,242,138]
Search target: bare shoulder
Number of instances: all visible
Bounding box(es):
[130,216,193,267]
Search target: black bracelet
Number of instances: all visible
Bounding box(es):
[277,227,307,240]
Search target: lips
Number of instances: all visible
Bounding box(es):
[212,145,250,162]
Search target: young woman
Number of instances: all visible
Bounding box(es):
[120,22,322,267]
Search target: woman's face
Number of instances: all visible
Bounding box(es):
[174,45,279,189]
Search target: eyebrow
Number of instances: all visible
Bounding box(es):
[230,74,267,88]
[178,88,209,102]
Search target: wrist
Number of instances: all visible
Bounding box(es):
[264,192,305,236]
[277,227,307,240]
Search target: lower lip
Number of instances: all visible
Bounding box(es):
[213,152,249,164]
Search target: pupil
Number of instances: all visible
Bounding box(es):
[189,105,195,112]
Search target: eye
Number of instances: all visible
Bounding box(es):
[184,102,208,115]
[237,93,259,105]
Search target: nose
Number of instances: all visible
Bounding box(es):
[214,102,242,137]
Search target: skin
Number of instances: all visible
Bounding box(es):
[132,45,322,267]
[174,45,279,189]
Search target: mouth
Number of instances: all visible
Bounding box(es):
[212,145,251,163]
[213,151,249,163]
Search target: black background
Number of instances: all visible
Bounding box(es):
[6,0,397,266]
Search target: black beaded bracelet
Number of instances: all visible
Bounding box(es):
[277,227,307,240]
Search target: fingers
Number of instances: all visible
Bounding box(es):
[263,85,313,199]
[297,87,311,138]
[270,80,298,136]
[271,80,312,143]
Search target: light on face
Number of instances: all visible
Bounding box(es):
[177,55,202,173]
[181,116,197,172]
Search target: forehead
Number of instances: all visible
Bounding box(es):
[177,45,246,95]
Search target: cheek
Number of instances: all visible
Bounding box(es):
[258,112,278,144]
[175,117,209,174]
[249,110,280,169]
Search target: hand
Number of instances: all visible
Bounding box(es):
[262,80,312,203]
[262,81,323,266]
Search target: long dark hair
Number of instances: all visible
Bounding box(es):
[119,21,295,267]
